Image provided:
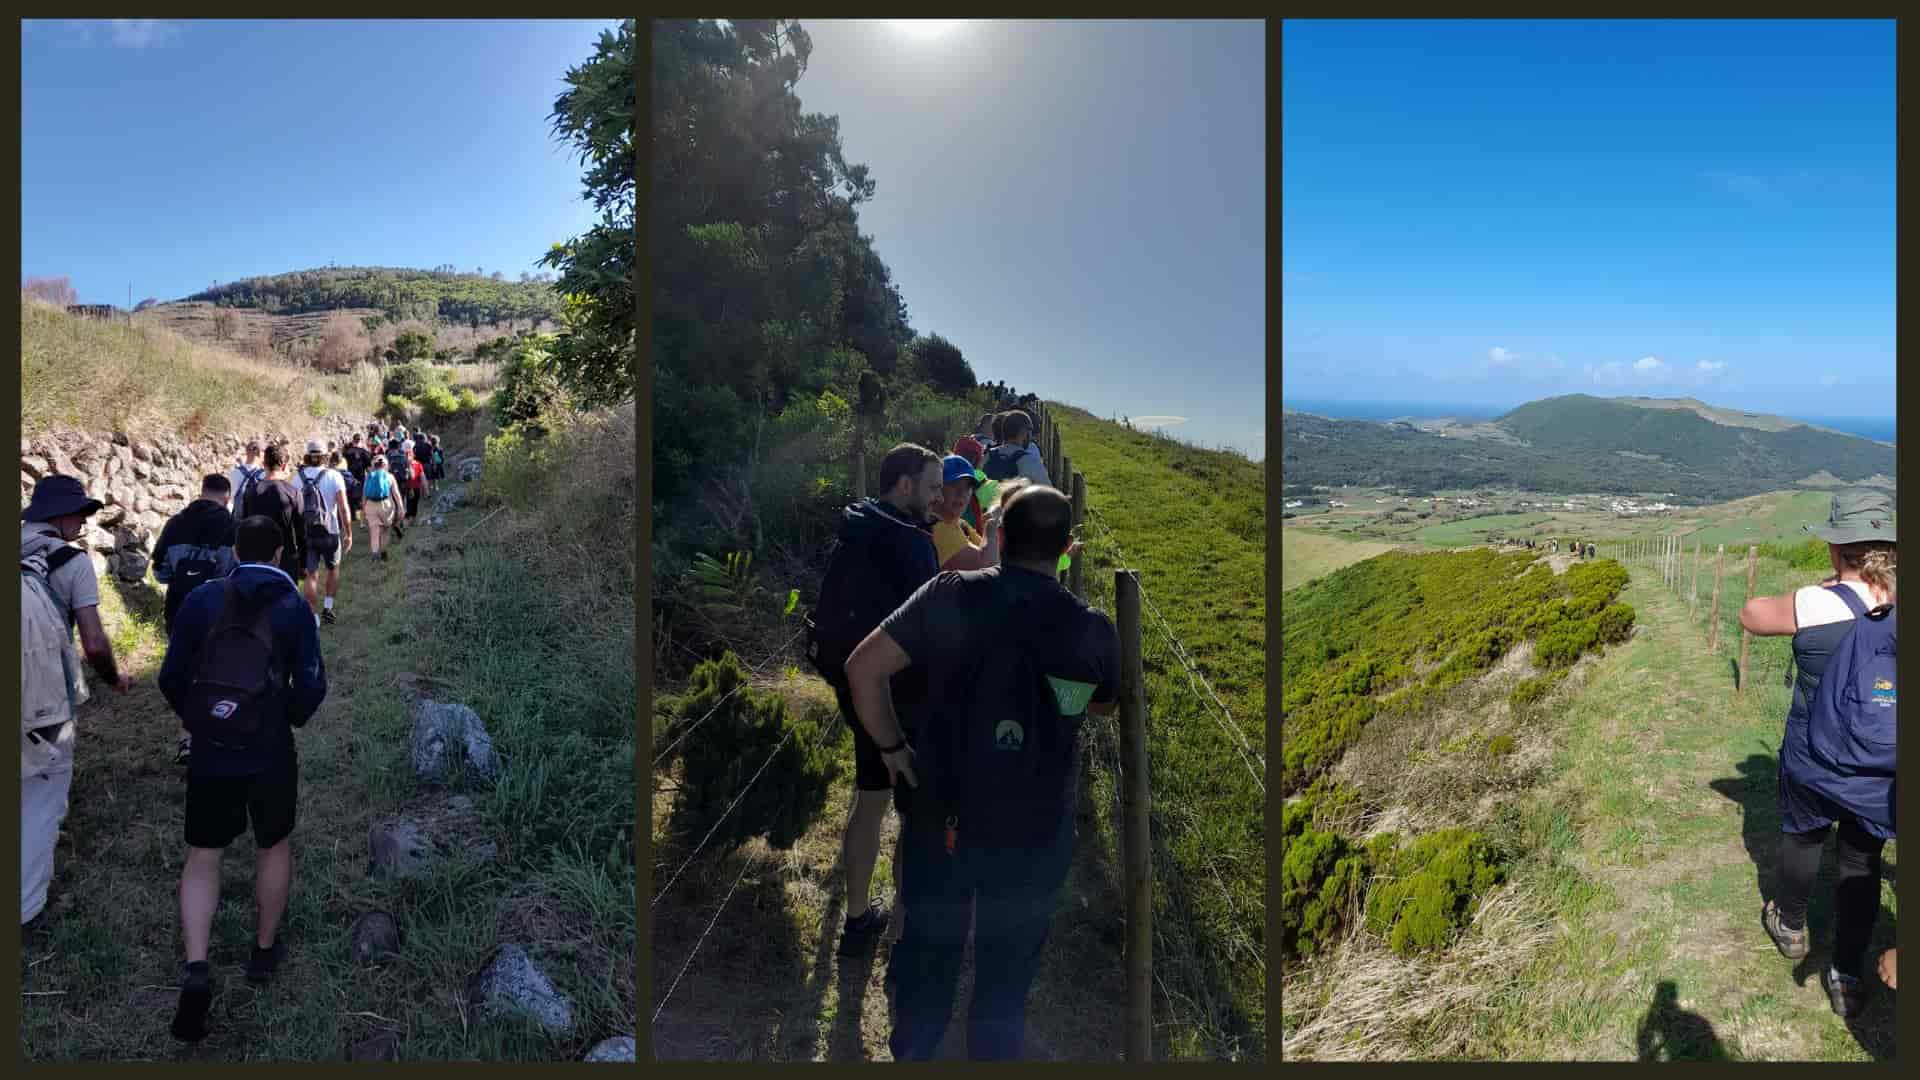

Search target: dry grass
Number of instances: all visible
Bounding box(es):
[22,295,382,439]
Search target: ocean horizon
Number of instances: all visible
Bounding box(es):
[1282,399,1895,444]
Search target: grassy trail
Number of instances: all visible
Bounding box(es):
[20,454,630,1061]
[1514,573,1896,1060]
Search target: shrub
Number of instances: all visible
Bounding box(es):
[663,653,838,853]
[382,359,443,402]
[1486,733,1517,759]
[1509,673,1561,710]
[1280,825,1368,960]
[494,337,567,427]
[1594,602,1636,644]
[457,388,481,413]
[418,383,461,425]
[1364,828,1505,957]
[384,393,417,424]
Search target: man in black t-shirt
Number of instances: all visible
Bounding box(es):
[845,484,1119,1062]
[241,443,305,583]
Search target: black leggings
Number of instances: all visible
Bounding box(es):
[1776,817,1886,977]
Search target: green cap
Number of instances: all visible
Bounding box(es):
[1805,488,1895,546]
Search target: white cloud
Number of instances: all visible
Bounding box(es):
[1131,416,1187,429]
[1489,346,1514,366]
[1586,360,1627,385]
[1634,355,1664,372]
[108,20,178,47]
[1820,374,1840,387]
[1696,359,1726,373]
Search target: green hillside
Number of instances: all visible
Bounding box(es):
[186,266,561,328]
[1281,394,1894,501]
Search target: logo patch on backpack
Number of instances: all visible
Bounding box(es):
[1871,677,1894,707]
[994,718,1025,751]
[211,700,238,720]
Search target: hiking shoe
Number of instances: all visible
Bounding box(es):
[838,900,890,957]
[1824,965,1867,1019]
[321,608,337,625]
[1762,900,1808,960]
[246,941,286,986]
[171,963,213,1042]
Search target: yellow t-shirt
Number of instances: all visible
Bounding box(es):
[932,517,982,567]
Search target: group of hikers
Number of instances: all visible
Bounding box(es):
[21,419,451,1043]
[803,401,1112,1060]
[1490,536,1598,558]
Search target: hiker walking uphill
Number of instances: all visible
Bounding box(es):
[385,440,411,539]
[297,441,353,626]
[932,454,1001,572]
[152,473,240,766]
[843,483,1120,1061]
[1737,488,1897,1019]
[22,475,137,926]
[159,514,327,1043]
[242,444,307,585]
[229,439,266,512]
[805,443,943,957]
[360,455,401,561]
[984,411,1050,488]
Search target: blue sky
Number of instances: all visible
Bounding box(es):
[21,19,620,306]
[784,20,1266,460]
[1282,19,1895,421]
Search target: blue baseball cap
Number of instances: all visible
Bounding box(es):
[941,454,978,486]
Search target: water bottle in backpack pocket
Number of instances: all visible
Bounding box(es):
[184,583,279,743]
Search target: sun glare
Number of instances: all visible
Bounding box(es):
[888,19,965,40]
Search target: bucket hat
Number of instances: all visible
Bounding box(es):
[1806,489,1895,545]
[22,474,104,523]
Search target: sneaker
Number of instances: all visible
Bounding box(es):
[321,608,337,625]
[171,963,213,1042]
[1824,964,1867,1019]
[838,900,890,957]
[1762,900,1808,960]
[246,941,286,986]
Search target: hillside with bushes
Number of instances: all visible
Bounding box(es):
[1282,395,1894,500]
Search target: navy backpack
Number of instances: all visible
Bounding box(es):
[1796,585,1897,836]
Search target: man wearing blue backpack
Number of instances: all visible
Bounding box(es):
[844,483,1120,1060]
[1738,489,1896,1018]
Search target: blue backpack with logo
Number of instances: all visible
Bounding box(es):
[1797,585,1896,835]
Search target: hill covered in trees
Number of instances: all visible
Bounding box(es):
[183,266,562,330]
[1282,394,1894,501]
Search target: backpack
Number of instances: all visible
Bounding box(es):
[388,449,407,478]
[364,469,392,501]
[165,543,227,629]
[234,465,264,511]
[984,442,1028,482]
[21,545,88,738]
[1796,585,1896,833]
[298,469,331,546]
[908,585,1084,854]
[344,469,364,506]
[804,532,897,692]
[432,447,445,479]
[183,582,279,742]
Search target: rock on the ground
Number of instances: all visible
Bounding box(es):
[348,910,402,965]
[114,550,150,583]
[458,459,482,483]
[584,1035,636,1062]
[429,514,446,528]
[348,1031,400,1062]
[410,701,499,784]
[467,943,574,1034]
[367,817,431,880]
[434,487,462,513]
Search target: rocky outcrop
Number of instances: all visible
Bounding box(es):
[21,419,376,580]
[409,701,499,785]
[348,910,402,965]
[467,944,574,1034]
[584,1036,637,1062]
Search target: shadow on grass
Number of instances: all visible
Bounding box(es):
[1635,980,1731,1061]
[1709,753,1897,1061]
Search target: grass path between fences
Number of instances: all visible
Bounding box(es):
[20,436,635,1061]
[1500,573,1896,1061]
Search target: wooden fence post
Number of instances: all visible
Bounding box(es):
[1115,570,1153,1062]
[1737,545,1759,693]
[1059,454,1074,580]
[1707,544,1726,653]
[1071,471,1087,599]
[1689,540,1701,619]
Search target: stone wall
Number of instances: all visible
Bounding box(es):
[21,414,376,582]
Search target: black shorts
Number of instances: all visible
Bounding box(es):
[834,682,894,793]
[184,754,298,849]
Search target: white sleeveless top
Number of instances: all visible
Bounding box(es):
[1794,580,1880,630]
